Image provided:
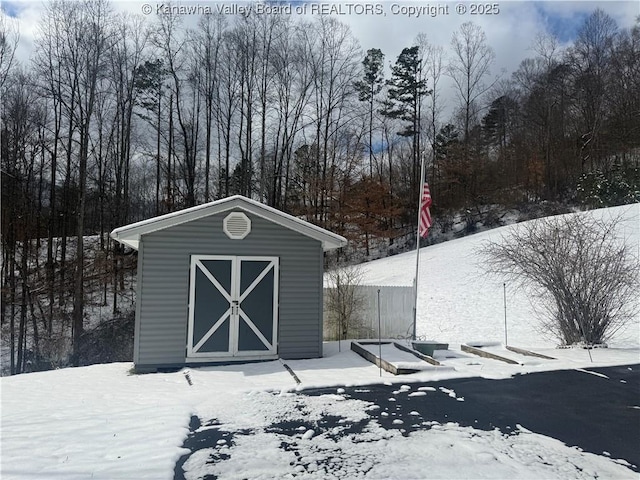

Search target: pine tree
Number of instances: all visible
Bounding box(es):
[381,46,430,204]
[354,48,385,177]
[134,59,167,215]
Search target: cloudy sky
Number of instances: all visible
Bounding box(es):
[3,0,639,121]
[5,1,638,62]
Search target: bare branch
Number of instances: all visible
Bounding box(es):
[478,212,639,345]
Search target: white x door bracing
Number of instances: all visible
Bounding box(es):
[187,255,279,359]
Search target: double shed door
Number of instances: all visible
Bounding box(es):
[187,255,279,359]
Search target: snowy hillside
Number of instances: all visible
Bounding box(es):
[358,204,640,348]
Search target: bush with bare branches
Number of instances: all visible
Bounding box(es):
[325,265,367,341]
[479,211,639,346]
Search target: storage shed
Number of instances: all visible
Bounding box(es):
[111,195,347,372]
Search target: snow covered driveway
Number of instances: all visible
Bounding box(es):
[2,355,639,479]
[176,364,639,479]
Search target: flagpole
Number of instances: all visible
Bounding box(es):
[412,155,426,341]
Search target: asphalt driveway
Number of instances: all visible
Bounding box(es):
[175,364,639,479]
[313,363,640,471]
[304,364,640,472]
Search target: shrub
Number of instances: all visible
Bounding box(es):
[479,211,639,345]
[78,310,135,365]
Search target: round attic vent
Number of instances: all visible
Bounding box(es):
[223,212,251,239]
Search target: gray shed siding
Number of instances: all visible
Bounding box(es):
[134,210,323,368]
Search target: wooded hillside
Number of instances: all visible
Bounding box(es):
[1,3,639,374]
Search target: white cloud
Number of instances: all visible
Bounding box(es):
[2,0,44,66]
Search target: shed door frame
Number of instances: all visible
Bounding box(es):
[187,255,279,359]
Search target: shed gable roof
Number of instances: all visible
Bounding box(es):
[110,195,347,251]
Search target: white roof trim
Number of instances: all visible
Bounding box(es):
[110,195,347,251]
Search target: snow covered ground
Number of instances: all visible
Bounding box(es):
[2,344,637,479]
[359,203,640,349]
[1,205,639,479]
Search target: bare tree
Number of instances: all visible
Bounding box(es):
[303,17,361,226]
[192,13,225,202]
[153,10,201,208]
[267,19,312,209]
[0,14,19,90]
[215,29,241,198]
[72,0,115,365]
[448,22,497,143]
[568,9,618,173]
[607,19,640,162]
[479,211,639,346]
[253,14,284,203]
[325,264,366,341]
[32,8,64,330]
[32,0,116,365]
[107,13,147,313]
[228,15,261,198]
[513,35,571,196]
[1,69,42,373]
[416,34,445,183]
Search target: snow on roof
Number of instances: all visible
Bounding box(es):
[110,195,347,251]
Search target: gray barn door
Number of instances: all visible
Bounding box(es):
[187,255,279,359]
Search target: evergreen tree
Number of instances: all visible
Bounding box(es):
[381,46,430,203]
[134,59,167,214]
[354,48,385,176]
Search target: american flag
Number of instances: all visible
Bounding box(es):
[419,182,432,238]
